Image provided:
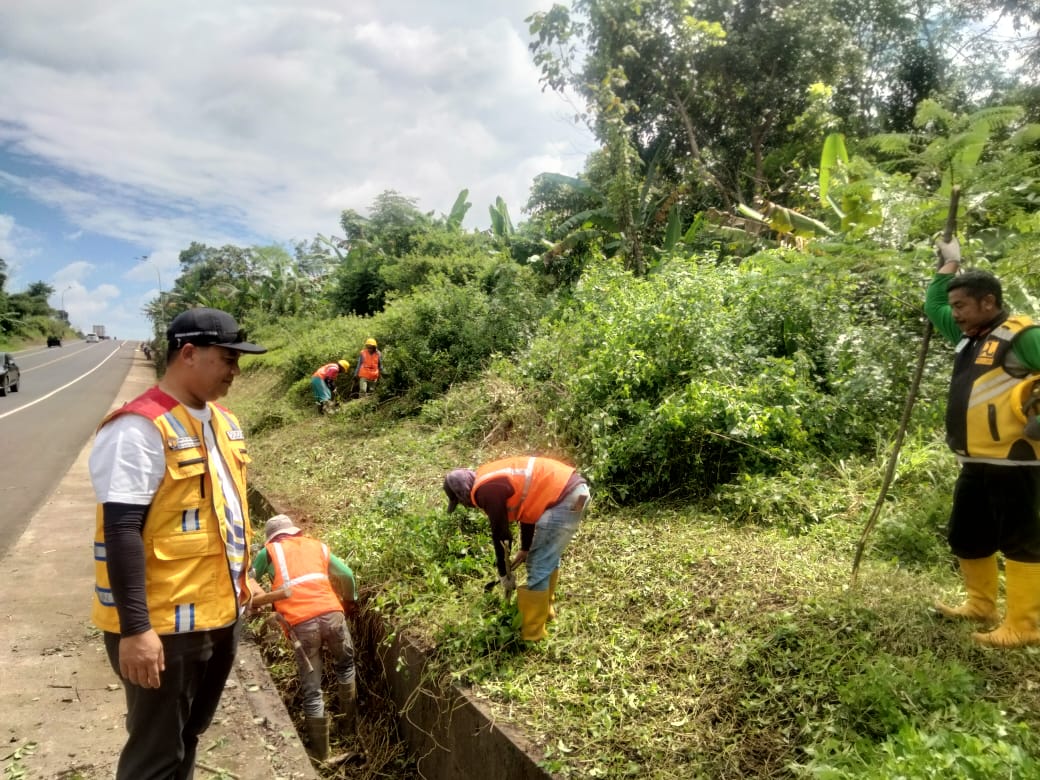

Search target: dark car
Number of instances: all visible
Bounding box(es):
[0,352,20,396]
[47,335,62,347]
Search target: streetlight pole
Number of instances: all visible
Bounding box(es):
[60,285,72,321]
[139,255,165,334]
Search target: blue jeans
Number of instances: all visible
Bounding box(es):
[293,611,355,717]
[525,484,589,591]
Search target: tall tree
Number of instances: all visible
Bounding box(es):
[0,259,11,334]
[529,0,862,208]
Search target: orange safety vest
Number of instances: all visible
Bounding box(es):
[357,349,380,381]
[313,363,340,380]
[472,456,575,525]
[266,535,343,626]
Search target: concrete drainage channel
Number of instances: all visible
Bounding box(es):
[249,490,553,780]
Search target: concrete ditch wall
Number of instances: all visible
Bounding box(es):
[378,630,552,779]
[249,489,553,780]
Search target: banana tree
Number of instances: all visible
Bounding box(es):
[446,189,472,232]
[488,196,515,240]
[537,128,681,276]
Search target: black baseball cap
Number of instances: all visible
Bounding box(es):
[166,308,267,354]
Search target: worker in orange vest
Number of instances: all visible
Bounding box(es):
[443,456,590,641]
[250,514,359,760]
[311,359,350,413]
[353,338,382,394]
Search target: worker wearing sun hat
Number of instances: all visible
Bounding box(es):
[353,338,382,394]
[311,359,351,413]
[250,514,359,759]
[443,456,589,641]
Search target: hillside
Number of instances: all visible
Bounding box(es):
[230,363,1040,779]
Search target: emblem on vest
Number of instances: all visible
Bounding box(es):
[167,435,202,450]
[976,340,999,366]
[226,429,245,441]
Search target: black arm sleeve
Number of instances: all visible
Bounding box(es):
[102,502,151,637]
[520,522,535,551]
[474,481,514,577]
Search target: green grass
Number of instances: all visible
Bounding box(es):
[231,368,1040,779]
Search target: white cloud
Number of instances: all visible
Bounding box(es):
[0,213,15,261]
[0,1,595,338]
[0,209,41,279]
[0,0,594,248]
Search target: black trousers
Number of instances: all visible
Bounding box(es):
[104,622,240,780]
[948,463,1040,562]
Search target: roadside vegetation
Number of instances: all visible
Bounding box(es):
[115,2,1040,776]
[0,272,76,350]
[229,246,1040,778]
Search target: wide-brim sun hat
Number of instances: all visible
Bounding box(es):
[264,514,303,542]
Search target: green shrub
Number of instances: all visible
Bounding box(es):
[377,267,547,409]
[522,253,945,501]
[711,461,864,531]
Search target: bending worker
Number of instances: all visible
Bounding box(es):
[354,338,382,394]
[250,514,360,759]
[929,237,1040,648]
[443,456,589,641]
[311,359,350,413]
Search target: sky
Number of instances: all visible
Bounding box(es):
[0,0,597,340]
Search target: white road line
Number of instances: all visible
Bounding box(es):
[0,344,125,421]
[19,344,96,373]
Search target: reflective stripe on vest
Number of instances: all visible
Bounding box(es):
[271,541,331,589]
[91,387,253,635]
[950,317,1040,461]
[267,536,343,626]
[472,456,575,525]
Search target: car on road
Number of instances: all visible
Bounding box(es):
[47,335,62,347]
[0,352,20,396]
[85,333,99,343]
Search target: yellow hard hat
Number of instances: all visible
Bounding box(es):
[337,359,350,372]
[365,338,378,347]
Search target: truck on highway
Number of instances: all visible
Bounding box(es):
[92,325,106,339]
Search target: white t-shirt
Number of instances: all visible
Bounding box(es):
[90,402,247,597]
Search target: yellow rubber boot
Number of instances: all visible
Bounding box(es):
[973,560,1040,648]
[516,586,551,641]
[934,555,999,624]
[547,568,560,622]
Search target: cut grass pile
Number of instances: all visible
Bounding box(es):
[231,372,1040,779]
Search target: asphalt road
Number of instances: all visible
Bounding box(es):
[0,338,137,559]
